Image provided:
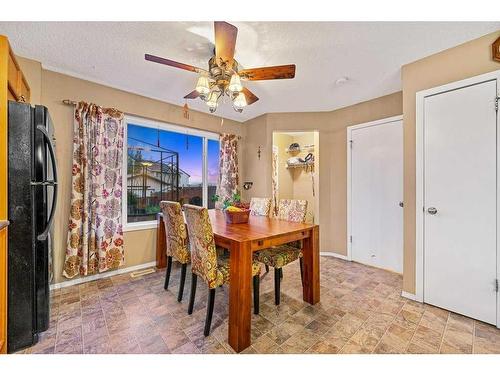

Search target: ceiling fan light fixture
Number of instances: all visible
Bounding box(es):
[195,75,210,97]
[228,73,243,93]
[232,91,247,112]
[145,22,296,116]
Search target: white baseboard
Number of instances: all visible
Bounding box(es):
[401,291,421,302]
[50,261,157,290]
[320,251,350,261]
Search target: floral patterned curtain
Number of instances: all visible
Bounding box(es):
[272,145,279,216]
[63,102,125,279]
[216,134,240,208]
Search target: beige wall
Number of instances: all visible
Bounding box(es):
[243,92,403,255]
[18,57,246,284]
[401,30,500,294]
[273,133,294,201]
[240,114,269,199]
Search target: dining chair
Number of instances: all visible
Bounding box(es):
[160,201,190,302]
[183,204,262,336]
[253,199,308,305]
[249,197,272,216]
[249,197,272,272]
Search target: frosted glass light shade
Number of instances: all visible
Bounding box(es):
[228,74,243,93]
[195,75,210,95]
[233,92,247,111]
[206,91,219,113]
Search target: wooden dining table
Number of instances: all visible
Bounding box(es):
[156,209,320,353]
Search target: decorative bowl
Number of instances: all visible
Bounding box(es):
[224,209,250,224]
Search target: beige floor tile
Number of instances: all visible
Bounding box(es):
[306,340,341,354]
[409,325,442,353]
[252,334,280,353]
[381,323,415,353]
[419,309,448,334]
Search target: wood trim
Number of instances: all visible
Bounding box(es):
[0,35,9,355]
[5,44,29,102]
[493,37,500,63]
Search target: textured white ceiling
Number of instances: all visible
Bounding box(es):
[0,22,498,121]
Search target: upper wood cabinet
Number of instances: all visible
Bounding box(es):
[6,43,30,103]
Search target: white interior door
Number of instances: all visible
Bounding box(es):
[423,79,498,324]
[350,119,403,273]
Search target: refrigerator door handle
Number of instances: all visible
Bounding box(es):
[35,125,58,242]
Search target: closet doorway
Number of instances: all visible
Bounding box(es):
[272,131,319,224]
[347,116,403,273]
[416,70,500,326]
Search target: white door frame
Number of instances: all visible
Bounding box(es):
[347,115,403,262]
[415,69,500,328]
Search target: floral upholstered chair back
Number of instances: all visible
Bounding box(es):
[277,199,308,223]
[159,201,190,264]
[183,204,219,287]
[250,197,272,216]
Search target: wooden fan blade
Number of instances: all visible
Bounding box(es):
[184,90,200,99]
[239,64,296,81]
[145,54,204,73]
[214,21,238,66]
[242,87,259,105]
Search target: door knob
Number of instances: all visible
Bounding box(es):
[399,201,404,207]
[427,207,438,215]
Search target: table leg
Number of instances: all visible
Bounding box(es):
[302,226,320,304]
[228,240,252,353]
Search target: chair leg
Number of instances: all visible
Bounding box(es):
[204,288,216,336]
[188,273,197,315]
[299,258,304,287]
[274,268,281,305]
[253,274,260,315]
[177,263,187,302]
[164,256,172,290]
[265,265,270,273]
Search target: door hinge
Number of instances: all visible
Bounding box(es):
[349,235,353,243]
[349,140,353,149]
[496,279,499,293]
[496,96,499,112]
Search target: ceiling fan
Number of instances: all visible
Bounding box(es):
[145,21,296,114]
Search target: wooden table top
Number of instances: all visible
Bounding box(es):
[207,209,317,243]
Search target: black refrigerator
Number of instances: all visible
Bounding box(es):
[7,101,58,353]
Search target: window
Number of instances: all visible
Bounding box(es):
[123,116,219,230]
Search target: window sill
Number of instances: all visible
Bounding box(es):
[124,221,158,232]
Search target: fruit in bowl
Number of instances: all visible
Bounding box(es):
[226,205,245,212]
[212,193,250,223]
[233,202,250,210]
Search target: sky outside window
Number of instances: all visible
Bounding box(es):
[128,124,219,186]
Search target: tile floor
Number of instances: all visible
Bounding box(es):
[18,256,500,354]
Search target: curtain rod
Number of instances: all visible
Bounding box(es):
[61,99,241,139]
